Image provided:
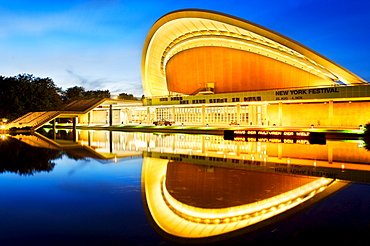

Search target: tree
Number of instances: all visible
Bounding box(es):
[84,89,110,99]
[62,86,110,103]
[63,86,85,102]
[118,92,138,100]
[0,74,62,120]
[0,137,60,175]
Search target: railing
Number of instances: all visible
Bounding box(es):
[33,111,61,130]
[8,111,61,130]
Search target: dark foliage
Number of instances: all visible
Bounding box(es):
[118,92,139,100]
[62,86,110,103]
[0,74,62,121]
[0,74,113,121]
[0,137,62,175]
[363,122,370,135]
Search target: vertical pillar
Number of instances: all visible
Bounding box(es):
[262,104,267,126]
[328,100,333,127]
[172,106,176,122]
[88,130,92,146]
[201,135,205,153]
[72,117,77,142]
[278,143,283,159]
[118,109,121,125]
[249,105,255,125]
[278,102,283,126]
[109,131,113,153]
[88,112,91,126]
[52,119,56,140]
[224,106,227,124]
[236,104,241,124]
[172,135,176,152]
[201,105,205,125]
[327,140,333,164]
[146,107,150,124]
[236,141,240,156]
[109,105,113,126]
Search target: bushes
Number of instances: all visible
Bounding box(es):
[364,122,370,135]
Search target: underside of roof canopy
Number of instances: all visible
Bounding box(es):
[142,9,367,97]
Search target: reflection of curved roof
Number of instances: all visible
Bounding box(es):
[142,157,335,239]
[142,9,367,97]
[166,162,319,208]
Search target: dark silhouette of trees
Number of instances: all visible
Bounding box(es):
[362,122,370,151]
[118,93,139,100]
[0,73,146,120]
[62,86,110,103]
[0,137,61,175]
[0,74,62,121]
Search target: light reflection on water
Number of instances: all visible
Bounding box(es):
[0,130,369,245]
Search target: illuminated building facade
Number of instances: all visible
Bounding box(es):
[141,9,370,127]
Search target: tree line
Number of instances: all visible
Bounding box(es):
[0,74,139,121]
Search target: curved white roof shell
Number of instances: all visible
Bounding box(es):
[142,9,367,97]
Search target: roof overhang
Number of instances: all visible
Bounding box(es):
[142,9,367,97]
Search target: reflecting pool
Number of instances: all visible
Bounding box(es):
[0,129,369,245]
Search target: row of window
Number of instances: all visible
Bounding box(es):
[192,99,206,104]
[159,97,184,101]
[160,97,184,102]
[161,96,262,104]
[209,98,228,103]
[171,97,183,101]
[230,97,263,102]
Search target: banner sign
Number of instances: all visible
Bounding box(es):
[224,130,326,144]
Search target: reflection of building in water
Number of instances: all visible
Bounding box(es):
[30,130,370,179]
[64,131,370,174]
[166,161,321,208]
[142,156,348,241]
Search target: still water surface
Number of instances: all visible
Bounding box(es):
[0,129,369,245]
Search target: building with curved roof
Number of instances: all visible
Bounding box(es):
[142,9,366,97]
[141,9,370,128]
[8,10,369,130]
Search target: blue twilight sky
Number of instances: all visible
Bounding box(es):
[1,0,369,96]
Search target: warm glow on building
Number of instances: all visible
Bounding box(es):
[7,9,370,130]
[139,9,370,128]
[142,9,366,98]
[142,156,342,239]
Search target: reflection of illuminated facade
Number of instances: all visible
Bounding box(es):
[16,130,370,181]
[141,156,349,241]
[9,130,370,242]
[38,130,370,180]
[141,9,370,127]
